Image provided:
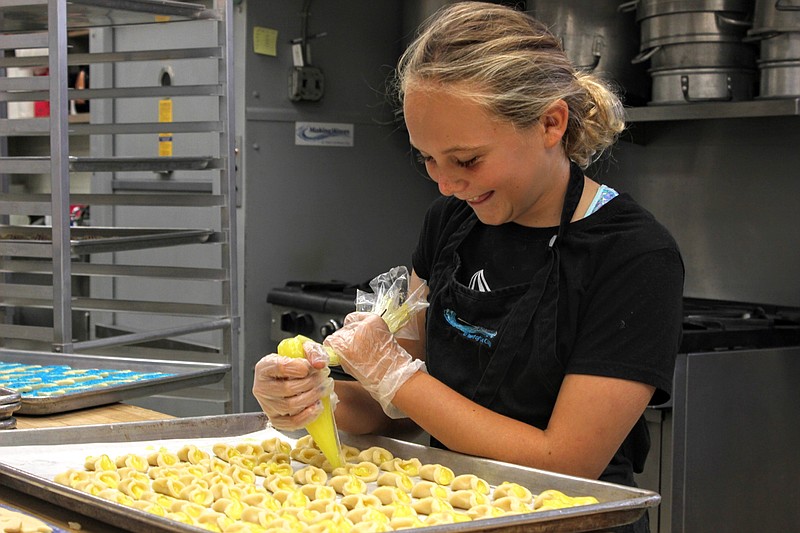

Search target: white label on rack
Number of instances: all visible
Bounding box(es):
[295,122,354,147]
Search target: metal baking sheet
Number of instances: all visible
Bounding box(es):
[0,225,213,255]
[0,0,216,33]
[68,156,213,172]
[0,413,659,533]
[0,348,229,415]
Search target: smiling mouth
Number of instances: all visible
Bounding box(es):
[465,192,492,204]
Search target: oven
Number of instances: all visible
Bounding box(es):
[638,297,800,533]
[267,284,800,532]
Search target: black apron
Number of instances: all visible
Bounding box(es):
[423,162,650,533]
[425,162,583,420]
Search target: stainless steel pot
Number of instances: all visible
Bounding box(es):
[649,66,757,102]
[749,0,800,36]
[637,10,753,49]
[758,59,800,96]
[527,0,651,105]
[633,41,758,67]
[633,0,755,18]
[759,31,800,60]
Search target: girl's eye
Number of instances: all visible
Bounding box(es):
[457,157,479,168]
[415,153,433,165]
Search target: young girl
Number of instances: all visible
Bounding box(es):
[254,4,683,531]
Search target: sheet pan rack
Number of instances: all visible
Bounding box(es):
[0,0,240,411]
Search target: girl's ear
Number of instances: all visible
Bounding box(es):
[540,99,569,149]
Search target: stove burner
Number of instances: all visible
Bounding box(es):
[680,297,800,352]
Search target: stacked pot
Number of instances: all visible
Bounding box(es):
[527,1,652,106]
[627,0,758,104]
[747,0,800,98]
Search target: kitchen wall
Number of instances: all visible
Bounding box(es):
[240,1,440,412]
[591,115,800,308]
[239,0,800,413]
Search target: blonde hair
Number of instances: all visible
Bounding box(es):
[394,2,625,168]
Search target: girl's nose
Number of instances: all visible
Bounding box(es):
[429,167,465,197]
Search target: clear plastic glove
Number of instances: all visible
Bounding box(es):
[323,311,426,419]
[252,349,335,431]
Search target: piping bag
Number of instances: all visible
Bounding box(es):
[276,266,429,469]
[276,334,344,469]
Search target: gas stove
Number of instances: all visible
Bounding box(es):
[680,296,800,352]
[267,281,800,352]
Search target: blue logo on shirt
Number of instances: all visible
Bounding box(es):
[444,309,497,347]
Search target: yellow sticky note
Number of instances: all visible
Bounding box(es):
[253,26,278,56]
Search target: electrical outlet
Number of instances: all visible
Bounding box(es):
[288,66,324,102]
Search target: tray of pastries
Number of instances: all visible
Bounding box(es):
[0,413,659,532]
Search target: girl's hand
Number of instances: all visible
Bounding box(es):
[324,312,425,418]
[252,350,333,430]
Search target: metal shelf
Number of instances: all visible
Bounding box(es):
[0,0,217,33]
[0,0,240,412]
[625,97,800,122]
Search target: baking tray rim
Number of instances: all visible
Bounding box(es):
[0,225,214,254]
[0,348,230,415]
[0,413,660,533]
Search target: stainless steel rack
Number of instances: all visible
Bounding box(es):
[0,0,239,411]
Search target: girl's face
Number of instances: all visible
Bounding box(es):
[404,83,569,227]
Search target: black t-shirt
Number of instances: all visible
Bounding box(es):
[412,192,684,488]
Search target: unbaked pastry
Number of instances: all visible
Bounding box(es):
[371,485,412,505]
[176,445,209,464]
[340,493,382,511]
[419,463,455,485]
[147,449,180,468]
[179,484,214,506]
[253,457,293,477]
[410,479,448,499]
[493,481,533,503]
[151,476,185,498]
[294,434,318,450]
[84,454,117,471]
[345,506,391,526]
[96,488,135,506]
[261,436,292,455]
[211,442,240,462]
[340,461,380,482]
[448,489,489,509]
[263,473,296,493]
[411,496,454,515]
[299,483,337,501]
[327,474,367,495]
[356,446,393,465]
[492,496,533,513]
[467,503,507,519]
[293,465,328,485]
[379,457,422,476]
[376,471,413,492]
[211,497,245,520]
[114,453,149,472]
[306,498,348,515]
[450,473,490,495]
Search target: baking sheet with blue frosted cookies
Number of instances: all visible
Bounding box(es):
[0,362,175,398]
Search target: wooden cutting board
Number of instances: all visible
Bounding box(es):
[14,402,174,429]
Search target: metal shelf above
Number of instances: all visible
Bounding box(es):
[0,0,217,33]
[625,98,800,123]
